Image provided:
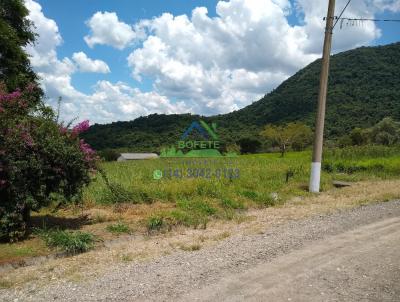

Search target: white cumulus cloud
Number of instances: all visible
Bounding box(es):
[25,0,400,124]
[126,0,397,116]
[24,0,188,124]
[72,52,110,73]
[84,11,137,49]
[125,1,346,115]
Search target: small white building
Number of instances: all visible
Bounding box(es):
[117,153,159,161]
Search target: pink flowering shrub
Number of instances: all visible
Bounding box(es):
[0,83,98,241]
[72,120,90,136]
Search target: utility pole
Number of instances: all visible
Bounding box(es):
[309,0,336,193]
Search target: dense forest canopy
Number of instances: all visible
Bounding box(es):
[0,0,40,94]
[82,42,400,152]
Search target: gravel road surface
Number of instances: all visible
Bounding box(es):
[1,200,399,302]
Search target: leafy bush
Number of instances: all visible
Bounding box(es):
[98,149,120,162]
[146,215,164,231]
[0,84,98,242]
[370,118,400,145]
[237,138,262,154]
[336,118,400,147]
[38,229,95,254]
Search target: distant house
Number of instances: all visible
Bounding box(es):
[117,153,159,161]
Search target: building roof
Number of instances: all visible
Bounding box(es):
[118,153,159,160]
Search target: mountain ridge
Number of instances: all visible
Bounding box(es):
[82,42,400,151]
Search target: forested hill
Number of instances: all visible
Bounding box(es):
[224,42,400,136]
[82,42,400,151]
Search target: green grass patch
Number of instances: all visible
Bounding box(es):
[323,146,400,178]
[37,229,96,255]
[106,222,131,234]
[219,198,246,210]
[0,238,49,263]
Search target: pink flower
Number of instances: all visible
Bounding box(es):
[79,139,98,170]
[0,89,25,112]
[0,91,22,102]
[72,120,90,136]
[9,90,22,99]
[79,139,94,154]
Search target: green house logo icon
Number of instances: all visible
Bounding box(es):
[160,120,236,158]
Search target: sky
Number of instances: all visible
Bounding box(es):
[24,0,400,125]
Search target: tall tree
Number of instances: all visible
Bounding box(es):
[0,0,41,95]
[260,123,313,157]
[370,117,400,146]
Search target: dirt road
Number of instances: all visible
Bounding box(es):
[181,216,400,302]
[1,200,399,301]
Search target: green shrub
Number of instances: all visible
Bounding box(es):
[322,162,334,173]
[237,138,262,154]
[98,149,120,162]
[146,215,164,231]
[38,229,95,254]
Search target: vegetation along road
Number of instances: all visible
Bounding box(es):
[1,199,399,301]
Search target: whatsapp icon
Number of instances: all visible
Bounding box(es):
[153,170,163,180]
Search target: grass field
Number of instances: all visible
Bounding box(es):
[83,146,400,230]
[1,146,399,265]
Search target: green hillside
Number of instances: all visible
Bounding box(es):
[82,42,400,152]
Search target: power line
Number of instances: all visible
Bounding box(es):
[326,0,400,29]
[336,17,400,22]
[333,0,352,29]
[324,16,400,30]
[333,17,400,29]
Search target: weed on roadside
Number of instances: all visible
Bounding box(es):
[178,243,201,252]
[36,229,96,254]
[106,222,131,234]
